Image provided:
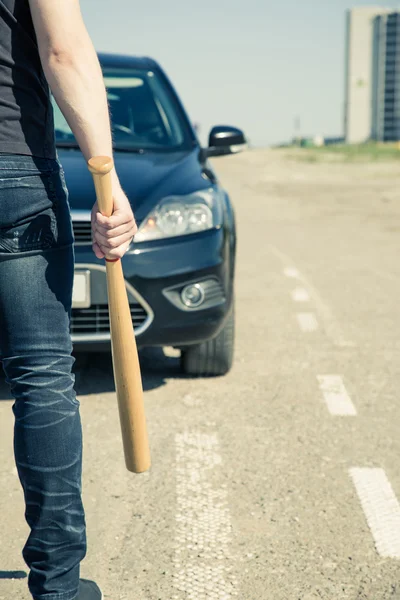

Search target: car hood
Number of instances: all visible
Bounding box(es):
[58,147,211,221]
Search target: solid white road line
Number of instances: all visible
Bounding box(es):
[292,287,310,303]
[317,375,357,416]
[173,431,238,599]
[270,245,355,347]
[296,312,318,332]
[349,468,400,559]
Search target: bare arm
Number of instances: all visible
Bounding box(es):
[28,0,137,259]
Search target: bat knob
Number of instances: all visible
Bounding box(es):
[88,156,114,175]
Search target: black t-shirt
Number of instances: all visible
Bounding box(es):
[0,0,56,158]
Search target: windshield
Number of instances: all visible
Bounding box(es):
[53,67,193,152]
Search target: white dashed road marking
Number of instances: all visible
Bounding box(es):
[173,431,238,599]
[284,267,300,279]
[296,312,318,332]
[317,375,357,416]
[271,245,355,347]
[350,468,400,559]
[292,287,310,302]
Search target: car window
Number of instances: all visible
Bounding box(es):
[53,67,193,151]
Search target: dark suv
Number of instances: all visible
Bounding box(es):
[56,53,246,376]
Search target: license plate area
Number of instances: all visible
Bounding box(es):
[72,270,91,308]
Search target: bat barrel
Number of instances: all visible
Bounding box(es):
[106,258,151,473]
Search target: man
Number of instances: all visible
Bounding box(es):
[0,0,137,598]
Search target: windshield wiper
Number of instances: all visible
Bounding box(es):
[113,146,146,154]
[56,141,147,154]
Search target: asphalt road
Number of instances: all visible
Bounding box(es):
[1,149,400,599]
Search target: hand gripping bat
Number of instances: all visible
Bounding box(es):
[88,156,151,474]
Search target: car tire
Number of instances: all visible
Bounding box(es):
[180,301,235,377]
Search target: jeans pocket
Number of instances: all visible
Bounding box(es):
[0,167,73,253]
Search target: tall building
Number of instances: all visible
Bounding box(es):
[344,7,391,143]
[371,13,388,141]
[372,12,400,141]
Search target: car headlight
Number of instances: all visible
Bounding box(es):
[134,189,223,242]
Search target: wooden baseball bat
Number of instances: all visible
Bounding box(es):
[88,156,151,474]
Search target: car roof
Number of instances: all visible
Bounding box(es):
[98,53,159,71]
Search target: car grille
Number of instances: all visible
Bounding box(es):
[71,303,147,335]
[73,221,92,245]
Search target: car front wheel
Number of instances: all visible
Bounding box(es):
[180,302,235,377]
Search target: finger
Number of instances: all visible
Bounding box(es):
[92,241,105,259]
[103,240,132,260]
[91,201,99,226]
[94,220,137,239]
[95,210,135,230]
[94,229,135,251]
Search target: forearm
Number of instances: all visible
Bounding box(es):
[43,41,115,166]
[28,0,118,181]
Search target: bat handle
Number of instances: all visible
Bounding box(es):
[88,156,114,218]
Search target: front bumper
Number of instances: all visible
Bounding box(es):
[72,227,234,352]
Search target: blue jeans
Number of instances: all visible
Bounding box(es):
[0,155,86,599]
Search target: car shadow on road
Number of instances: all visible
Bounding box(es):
[72,347,186,395]
[0,348,186,401]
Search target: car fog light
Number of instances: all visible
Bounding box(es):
[181,284,205,308]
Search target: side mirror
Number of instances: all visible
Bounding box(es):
[206,126,247,157]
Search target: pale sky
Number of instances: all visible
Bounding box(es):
[81,0,400,147]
